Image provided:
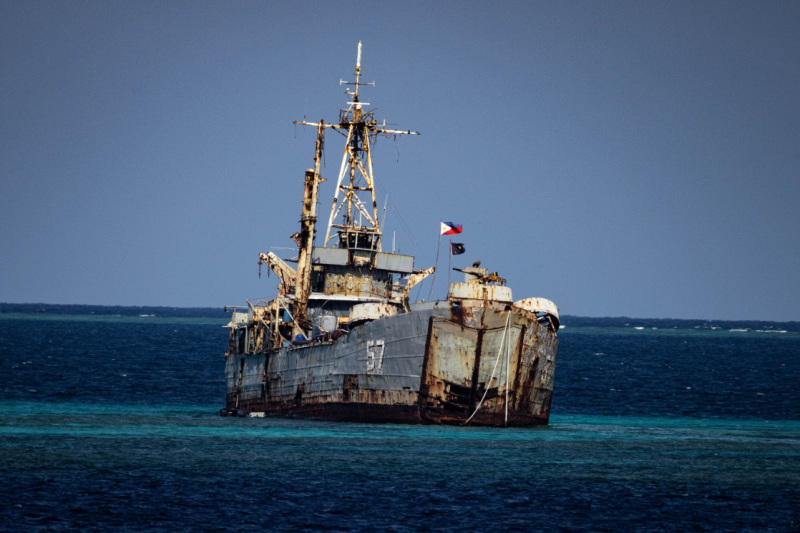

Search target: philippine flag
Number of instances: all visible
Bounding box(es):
[441,221,463,235]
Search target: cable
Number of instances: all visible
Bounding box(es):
[374,180,432,265]
[464,312,511,425]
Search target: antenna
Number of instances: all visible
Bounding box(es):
[382,194,388,229]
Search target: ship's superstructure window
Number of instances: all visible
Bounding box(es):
[339,231,379,251]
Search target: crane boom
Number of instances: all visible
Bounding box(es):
[258,252,297,295]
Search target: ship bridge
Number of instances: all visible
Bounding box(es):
[306,241,415,320]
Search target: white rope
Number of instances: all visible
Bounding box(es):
[505,314,511,426]
[464,312,510,425]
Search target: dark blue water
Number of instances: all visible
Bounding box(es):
[1,315,799,532]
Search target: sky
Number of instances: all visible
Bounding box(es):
[1,1,799,321]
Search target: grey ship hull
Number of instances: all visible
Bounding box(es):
[224,299,558,427]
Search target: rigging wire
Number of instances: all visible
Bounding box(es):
[374,179,431,265]
[413,275,425,303]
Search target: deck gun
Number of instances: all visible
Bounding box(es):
[452,268,507,286]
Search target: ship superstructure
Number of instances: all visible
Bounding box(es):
[223,43,560,426]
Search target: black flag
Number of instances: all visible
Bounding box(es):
[451,242,466,255]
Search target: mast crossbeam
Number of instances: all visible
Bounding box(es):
[293,42,418,250]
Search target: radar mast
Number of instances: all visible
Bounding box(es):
[294,41,419,252]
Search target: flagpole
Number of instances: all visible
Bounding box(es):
[429,220,442,301]
[447,238,451,294]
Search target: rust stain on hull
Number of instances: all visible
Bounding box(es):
[224,302,558,428]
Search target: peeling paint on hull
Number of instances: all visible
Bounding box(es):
[224,300,558,427]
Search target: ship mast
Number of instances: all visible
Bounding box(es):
[294,41,419,250]
[292,121,325,337]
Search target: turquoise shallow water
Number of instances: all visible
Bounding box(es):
[3,401,799,447]
[1,316,799,531]
[1,402,798,532]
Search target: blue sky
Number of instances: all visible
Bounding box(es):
[1,1,799,321]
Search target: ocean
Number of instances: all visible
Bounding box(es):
[1,312,798,532]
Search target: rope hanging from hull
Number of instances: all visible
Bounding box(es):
[464,311,511,425]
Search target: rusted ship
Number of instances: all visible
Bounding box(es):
[222,43,560,427]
